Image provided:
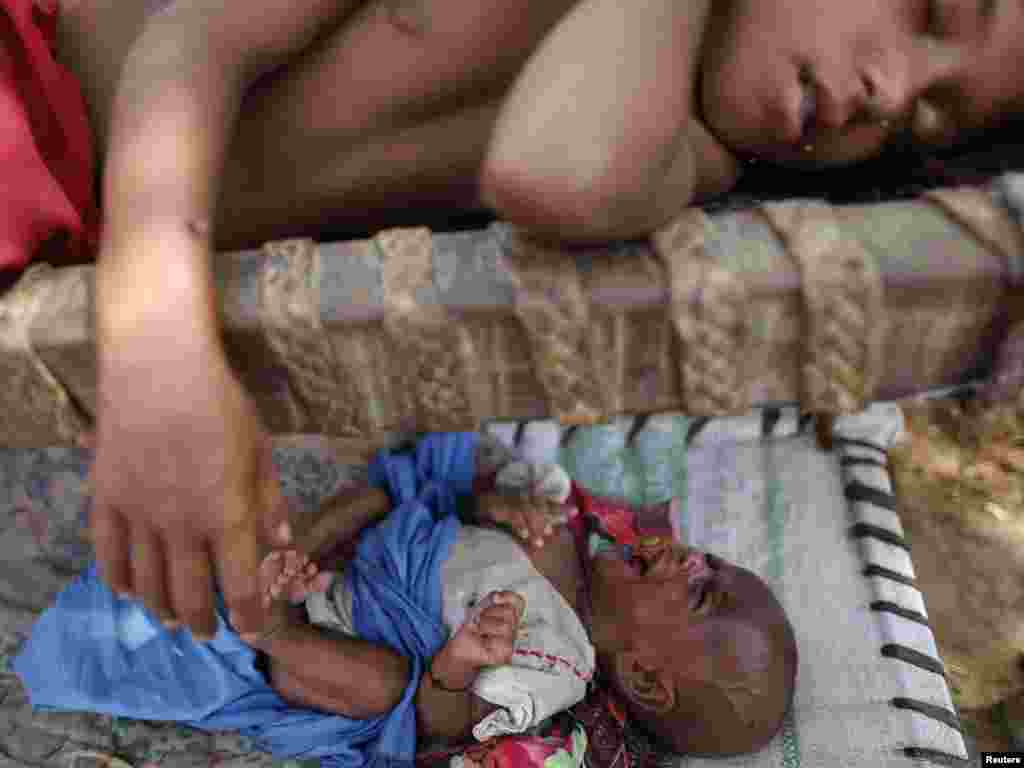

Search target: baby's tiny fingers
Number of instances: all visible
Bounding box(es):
[517,510,547,548]
[478,604,519,627]
[548,500,569,524]
[476,615,515,636]
[508,501,533,542]
[484,637,516,665]
[283,551,302,577]
[491,591,526,619]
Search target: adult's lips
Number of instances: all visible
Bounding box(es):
[799,82,819,144]
[797,67,820,145]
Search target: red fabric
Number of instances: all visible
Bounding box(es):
[1,0,98,271]
[568,484,677,547]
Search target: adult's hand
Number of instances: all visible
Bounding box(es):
[90,253,291,640]
[83,0,367,641]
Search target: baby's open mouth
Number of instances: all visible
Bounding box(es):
[627,554,647,577]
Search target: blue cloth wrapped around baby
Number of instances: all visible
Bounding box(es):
[14,432,478,768]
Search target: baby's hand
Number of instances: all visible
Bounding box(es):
[476,492,569,549]
[431,591,525,690]
[477,462,573,548]
[238,550,331,647]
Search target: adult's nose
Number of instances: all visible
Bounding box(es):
[858,61,912,121]
[858,40,963,123]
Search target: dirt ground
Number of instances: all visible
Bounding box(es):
[888,395,1024,755]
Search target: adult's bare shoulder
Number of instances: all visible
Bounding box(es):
[56,0,159,146]
[57,0,360,150]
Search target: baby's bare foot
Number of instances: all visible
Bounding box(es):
[258,550,333,606]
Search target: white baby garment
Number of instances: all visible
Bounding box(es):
[440,525,594,740]
[305,523,594,741]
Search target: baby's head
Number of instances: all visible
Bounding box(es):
[699,0,1024,170]
[588,538,797,756]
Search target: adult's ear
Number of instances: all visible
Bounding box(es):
[614,651,677,715]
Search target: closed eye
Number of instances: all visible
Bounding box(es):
[924,0,946,37]
[630,555,649,576]
[692,581,711,612]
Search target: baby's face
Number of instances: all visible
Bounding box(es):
[699,0,1024,169]
[590,539,791,752]
[589,539,774,669]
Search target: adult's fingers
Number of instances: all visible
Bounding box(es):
[89,503,133,596]
[213,521,267,636]
[166,539,218,640]
[256,434,293,549]
[129,525,174,624]
[76,430,95,451]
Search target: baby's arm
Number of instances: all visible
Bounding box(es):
[482,0,737,241]
[256,588,514,737]
[416,591,523,743]
[296,485,393,563]
[257,621,412,719]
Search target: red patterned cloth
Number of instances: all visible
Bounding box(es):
[566,483,678,559]
[416,690,635,768]
[1,0,98,272]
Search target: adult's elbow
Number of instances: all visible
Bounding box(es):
[480,152,689,243]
